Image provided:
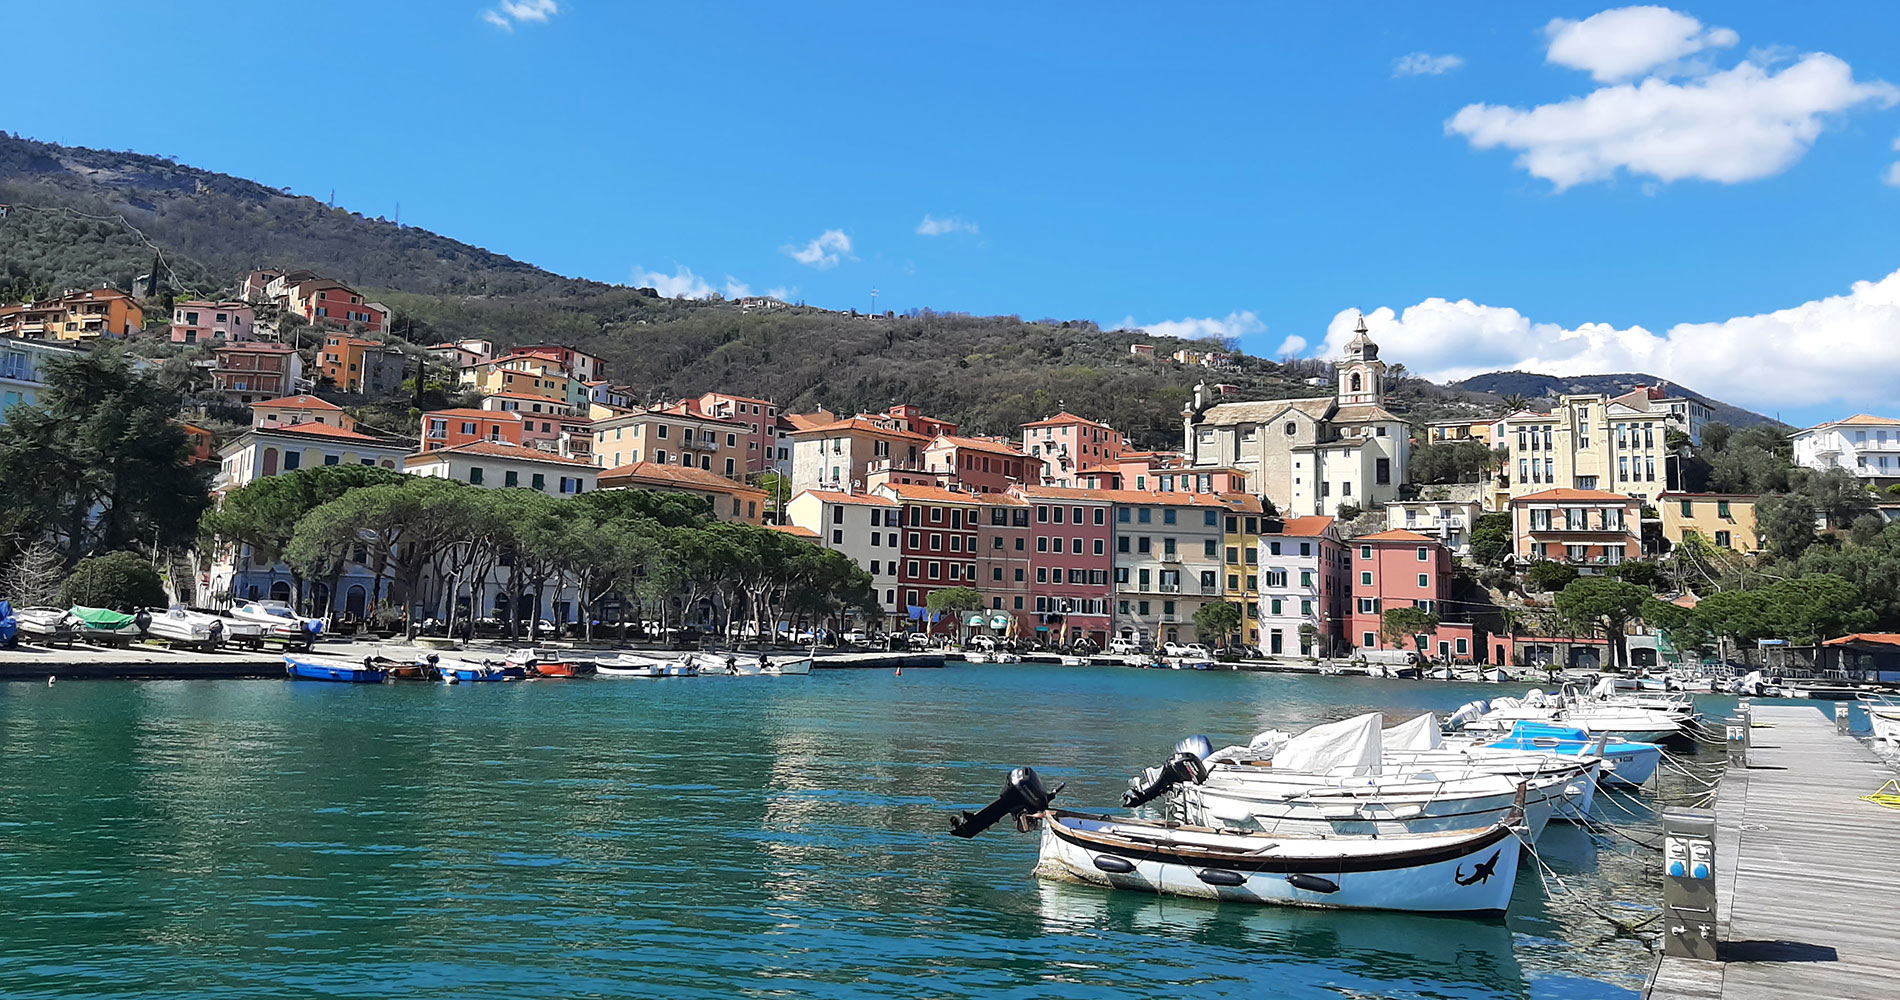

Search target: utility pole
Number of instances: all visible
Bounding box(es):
[870,289,878,314]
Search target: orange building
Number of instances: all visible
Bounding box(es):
[421,407,526,452]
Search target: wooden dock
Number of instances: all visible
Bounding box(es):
[1645,705,1900,1000]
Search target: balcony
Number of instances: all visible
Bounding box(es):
[0,360,40,383]
[1158,583,1182,593]
[1159,552,1183,563]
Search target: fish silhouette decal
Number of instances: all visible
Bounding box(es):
[1454,850,1501,886]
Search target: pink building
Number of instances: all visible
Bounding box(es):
[925,435,1033,493]
[973,493,1034,626]
[171,300,255,344]
[1014,486,1115,647]
[1020,411,1128,486]
[695,391,780,474]
[517,344,606,382]
[286,280,386,331]
[1347,529,1477,662]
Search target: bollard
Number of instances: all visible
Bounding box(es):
[1836,702,1851,735]
[1725,716,1748,768]
[1661,807,1719,960]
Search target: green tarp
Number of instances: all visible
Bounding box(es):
[69,605,138,629]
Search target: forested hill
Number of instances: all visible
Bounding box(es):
[0,132,1769,444]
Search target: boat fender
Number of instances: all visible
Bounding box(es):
[1092,855,1136,874]
[1285,873,1340,894]
[1121,749,1212,808]
[1195,868,1246,887]
[949,766,1062,838]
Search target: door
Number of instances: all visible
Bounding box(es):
[345,585,367,619]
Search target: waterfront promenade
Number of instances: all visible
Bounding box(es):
[1645,705,1900,1000]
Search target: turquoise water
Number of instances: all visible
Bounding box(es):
[0,665,1756,998]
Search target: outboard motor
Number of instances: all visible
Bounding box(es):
[1122,735,1215,808]
[949,766,1061,838]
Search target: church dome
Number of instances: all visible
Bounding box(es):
[1345,314,1379,361]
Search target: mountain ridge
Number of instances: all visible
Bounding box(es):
[1449,371,1778,429]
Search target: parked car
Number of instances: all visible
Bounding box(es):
[967,634,998,651]
[1163,642,1212,658]
[1107,636,1146,655]
[842,629,868,644]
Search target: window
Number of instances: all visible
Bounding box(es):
[1680,499,1694,517]
[1094,508,1105,525]
[1071,537,1083,554]
[1418,574,1429,588]
[1162,509,1176,525]
[1226,546,1240,564]
[1715,530,1732,548]
[1360,571,1372,586]
[468,465,482,484]
[1417,546,1429,561]
[1202,539,1217,558]
[505,470,519,487]
[1117,536,1130,553]
[1717,500,1731,518]
[1116,507,1130,523]
[1138,508,1152,524]
[1375,458,1390,485]
[1093,539,1105,555]
[1360,545,1372,560]
[1285,421,1297,435]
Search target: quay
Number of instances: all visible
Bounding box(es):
[1645,705,1900,1000]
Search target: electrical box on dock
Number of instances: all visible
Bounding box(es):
[1661,807,1718,961]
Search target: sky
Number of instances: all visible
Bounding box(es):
[6,1,1900,425]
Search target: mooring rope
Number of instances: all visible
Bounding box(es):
[1509,826,1660,945]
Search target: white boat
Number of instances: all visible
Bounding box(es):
[1425,667,1458,680]
[761,655,812,676]
[1057,655,1089,666]
[227,600,322,647]
[13,607,79,644]
[1169,658,1216,671]
[141,606,231,648]
[1452,685,1691,743]
[992,651,1023,663]
[595,653,693,677]
[964,651,993,664]
[1864,697,1900,745]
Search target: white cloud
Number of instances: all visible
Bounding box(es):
[1449,53,1897,189]
[1120,310,1266,343]
[483,0,558,31]
[1319,267,1900,413]
[1887,134,1900,187]
[916,214,980,236]
[1274,335,1309,357]
[1393,52,1465,77]
[764,286,796,301]
[723,277,752,299]
[781,229,854,269]
[632,265,716,300]
[1545,6,1737,83]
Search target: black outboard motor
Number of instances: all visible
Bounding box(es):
[949,766,1062,838]
[1122,735,1215,808]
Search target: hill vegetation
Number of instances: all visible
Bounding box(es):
[1451,371,1776,429]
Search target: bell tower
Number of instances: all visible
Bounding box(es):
[1337,314,1385,406]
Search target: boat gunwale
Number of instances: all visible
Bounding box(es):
[1043,809,1516,874]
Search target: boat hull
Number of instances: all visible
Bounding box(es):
[284,654,388,683]
[1177,773,1560,842]
[1870,707,1900,745]
[1034,813,1519,915]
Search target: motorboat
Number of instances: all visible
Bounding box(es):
[760,655,812,676]
[140,606,228,648]
[964,651,993,664]
[284,652,388,683]
[429,654,523,683]
[950,767,1522,916]
[1169,658,1216,671]
[1467,721,1662,787]
[595,652,682,677]
[13,606,80,645]
[70,605,142,645]
[1863,696,1900,746]
[228,600,322,648]
[505,648,595,678]
[1449,685,1691,743]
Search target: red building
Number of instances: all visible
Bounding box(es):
[286,280,385,331]
[974,493,1033,624]
[924,434,1034,493]
[1014,486,1115,647]
[421,407,525,452]
[1347,529,1478,662]
[875,483,981,631]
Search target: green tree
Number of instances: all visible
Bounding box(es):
[59,550,167,611]
[925,585,984,641]
[0,349,210,565]
[1608,559,1663,589]
[1470,512,1513,566]
[1755,492,1818,558]
[199,464,409,611]
[1524,561,1578,593]
[1554,577,1650,670]
[1760,573,1873,644]
[1380,606,1440,650]
[1192,600,1242,644]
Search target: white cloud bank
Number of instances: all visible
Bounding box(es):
[483,0,558,31]
[781,229,854,269]
[1319,268,1900,414]
[630,266,794,302]
[916,214,979,236]
[1118,311,1265,343]
[1448,6,1897,189]
[1393,52,1464,77]
[1886,134,1900,186]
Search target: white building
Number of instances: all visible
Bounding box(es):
[1792,414,1900,486]
[1,337,85,422]
[1254,516,1349,658]
[404,440,598,495]
[1386,499,1483,557]
[784,489,904,612]
[1183,320,1409,517]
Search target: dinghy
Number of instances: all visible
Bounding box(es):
[761,655,813,676]
[950,767,1523,916]
[1470,721,1662,787]
[140,606,228,648]
[284,653,388,683]
[228,600,322,649]
[595,653,679,677]
[13,607,80,645]
[428,654,523,682]
[505,648,594,677]
[71,606,142,645]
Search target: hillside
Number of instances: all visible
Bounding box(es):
[1451,371,1777,429]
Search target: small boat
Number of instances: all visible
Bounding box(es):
[595,653,678,677]
[951,768,1522,916]
[228,600,322,648]
[1425,667,1458,680]
[1169,658,1216,671]
[760,655,813,676]
[140,606,228,648]
[430,655,523,682]
[13,606,80,645]
[1058,655,1089,666]
[992,651,1023,663]
[384,658,440,682]
[1470,721,1662,787]
[1863,696,1900,745]
[1477,667,1510,683]
[964,651,993,664]
[284,653,388,683]
[505,648,595,678]
[70,605,142,645]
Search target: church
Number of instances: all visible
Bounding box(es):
[1182,318,1411,517]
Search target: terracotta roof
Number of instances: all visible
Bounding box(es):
[1513,488,1641,503]
[797,489,900,507]
[932,434,1027,457]
[263,422,379,442]
[789,416,932,441]
[699,391,776,407]
[768,524,820,538]
[1804,414,1900,430]
[782,412,833,432]
[1355,529,1439,543]
[216,342,296,353]
[1822,632,1900,648]
[410,440,595,466]
[599,462,767,496]
[975,492,1031,507]
[1020,410,1114,430]
[474,352,568,369]
[1274,515,1337,537]
[253,394,342,411]
[424,408,524,422]
[1010,486,1115,503]
[481,391,574,403]
[876,483,986,504]
[1014,485,1251,507]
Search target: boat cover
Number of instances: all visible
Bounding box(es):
[1382,713,1442,751]
[0,600,16,645]
[70,605,138,628]
[1273,713,1382,775]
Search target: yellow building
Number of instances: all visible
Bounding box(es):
[1501,388,1705,505]
[1219,495,1267,647]
[459,352,573,403]
[1659,492,1761,554]
[18,288,145,340]
[1426,418,1499,448]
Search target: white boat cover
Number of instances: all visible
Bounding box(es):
[1382,713,1442,751]
[1272,713,1382,776]
[1589,677,1617,700]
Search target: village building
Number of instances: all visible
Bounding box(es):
[1791,414,1900,487]
[599,462,768,524]
[785,489,904,614]
[1019,411,1129,486]
[212,342,303,404]
[420,407,526,451]
[252,394,355,432]
[404,440,596,495]
[170,300,255,344]
[1658,492,1761,554]
[1509,488,1644,572]
[1012,486,1115,647]
[1256,516,1349,657]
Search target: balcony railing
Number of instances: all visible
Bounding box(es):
[1158,583,1181,593]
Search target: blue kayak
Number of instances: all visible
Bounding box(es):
[1481,721,1662,786]
[284,653,389,684]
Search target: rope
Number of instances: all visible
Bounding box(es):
[1510,825,1660,946]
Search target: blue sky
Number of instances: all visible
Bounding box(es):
[6,2,1900,424]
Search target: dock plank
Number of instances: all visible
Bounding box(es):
[1646,706,1900,1000]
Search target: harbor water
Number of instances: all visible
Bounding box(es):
[0,663,1751,998]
